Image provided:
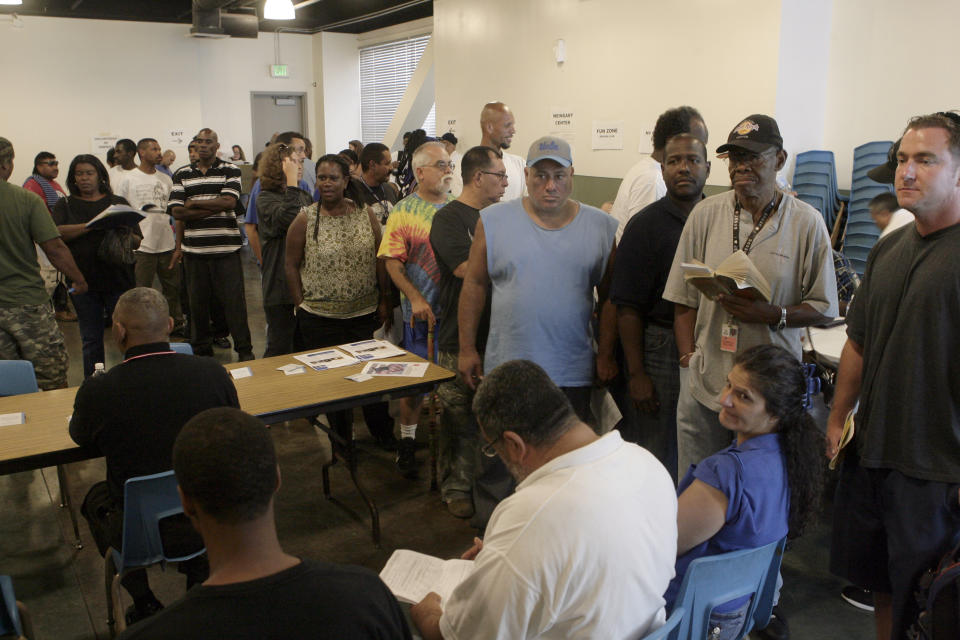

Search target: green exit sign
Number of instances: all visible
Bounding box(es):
[270,64,289,78]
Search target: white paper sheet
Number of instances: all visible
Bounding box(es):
[360,361,428,377]
[229,367,253,379]
[379,549,474,605]
[338,339,406,361]
[0,412,26,427]
[293,349,360,371]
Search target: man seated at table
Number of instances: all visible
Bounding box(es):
[120,407,411,639]
[410,360,677,640]
[69,287,239,625]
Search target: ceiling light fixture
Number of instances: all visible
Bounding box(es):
[0,0,24,5]
[264,0,295,20]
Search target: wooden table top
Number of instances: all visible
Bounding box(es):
[0,349,454,474]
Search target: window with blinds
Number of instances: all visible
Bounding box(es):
[360,34,435,144]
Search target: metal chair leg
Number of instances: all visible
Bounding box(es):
[56,464,83,549]
[104,552,117,629]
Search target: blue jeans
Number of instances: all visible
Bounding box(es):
[71,290,123,377]
[707,601,750,640]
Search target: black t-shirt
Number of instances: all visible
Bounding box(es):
[846,221,960,483]
[119,559,412,640]
[350,177,400,226]
[610,195,690,326]
[429,200,490,353]
[68,343,240,502]
[52,193,134,292]
[257,187,314,306]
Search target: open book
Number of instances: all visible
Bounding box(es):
[379,549,474,605]
[682,250,772,302]
[84,204,146,230]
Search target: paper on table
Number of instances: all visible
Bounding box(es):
[379,549,474,605]
[0,412,26,427]
[276,363,306,375]
[360,361,428,377]
[338,339,406,361]
[230,367,253,380]
[345,373,373,382]
[293,349,360,371]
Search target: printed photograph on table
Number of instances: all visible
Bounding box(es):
[338,339,407,360]
[361,362,428,377]
[293,349,360,371]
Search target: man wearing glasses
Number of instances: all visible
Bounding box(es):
[458,136,618,424]
[378,140,454,477]
[428,145,507,519]
[664,115,837,482]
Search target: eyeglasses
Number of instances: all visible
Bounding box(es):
[426,161,455,172]
[39,160,59,167]
[725,149,775,167]
[481,433,502,458]
[480,170,508,181]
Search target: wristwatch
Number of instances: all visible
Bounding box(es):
[771,305,787,331]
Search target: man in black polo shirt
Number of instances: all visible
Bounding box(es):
[70,287,239,624]
[120,407,411,640]
[610,133,710,480]
[428,145,505,518]
[168,128,253,360]
[352,142,401,226]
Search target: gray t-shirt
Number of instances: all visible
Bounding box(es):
[664,191,838,410]
[847,221,960,483]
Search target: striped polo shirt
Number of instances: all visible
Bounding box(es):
[167,159,242,255]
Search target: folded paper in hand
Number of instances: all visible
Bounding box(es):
[682,250,772,302]
[84,204,146,230]
[829,407,857,470]
[379,549,473,605]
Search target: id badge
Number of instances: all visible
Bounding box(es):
[720,322,739,353]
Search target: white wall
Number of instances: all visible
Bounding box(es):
[823,0,960,187]
[314,32,361,155]
[433,0,782,186]
[2,16,315,185]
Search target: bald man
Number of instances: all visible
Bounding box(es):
[480,102,526,200]
[70,287,239,625]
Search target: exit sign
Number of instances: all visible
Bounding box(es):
[270,64,289,78]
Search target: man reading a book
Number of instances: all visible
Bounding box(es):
[664,114,837,480]
[410,359,677,640]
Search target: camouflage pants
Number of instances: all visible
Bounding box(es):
[0,303,69,390]
[436,351,480,501]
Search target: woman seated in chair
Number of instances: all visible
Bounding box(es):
[664,344,824,639]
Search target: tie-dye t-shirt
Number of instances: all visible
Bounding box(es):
[377,192,453,322]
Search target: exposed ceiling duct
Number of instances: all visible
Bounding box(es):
[191,0,258,38]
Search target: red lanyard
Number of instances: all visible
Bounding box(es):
[122,350,176,364]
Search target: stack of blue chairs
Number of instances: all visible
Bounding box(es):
[845,141,895,275]
[792,150,843,231]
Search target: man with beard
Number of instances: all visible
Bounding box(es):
[479,102,525,201]
[378,141,454,476]
[410,359,676,640]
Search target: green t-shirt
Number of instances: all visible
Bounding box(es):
[0,180,61,307]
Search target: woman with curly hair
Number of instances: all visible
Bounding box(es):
[664,343,824,639]
[256,141,314,357]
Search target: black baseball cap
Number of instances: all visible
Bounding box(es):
[867,139,900,184]
[716,114,783,154]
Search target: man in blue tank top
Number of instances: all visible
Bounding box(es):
[458,136,618,423]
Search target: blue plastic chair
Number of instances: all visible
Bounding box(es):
[170,342,194,355]
[0,575,26,638]
[0,360,39,396]
[0,361,82,548]
[105,470,206,629]
[642,606,684,640]
[672,537,786,640]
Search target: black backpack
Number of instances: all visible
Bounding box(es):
[908,539,960,639]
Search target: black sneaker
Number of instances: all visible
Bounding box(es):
[840,585,875,612]
[396,437,418,478]
[213,337,231,349]
[125,598,163,626]
[374,432,399,451]
[755,605,789,640]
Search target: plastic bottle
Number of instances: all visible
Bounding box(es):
[93,363,106,376]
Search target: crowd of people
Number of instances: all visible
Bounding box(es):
[1,102,958,640]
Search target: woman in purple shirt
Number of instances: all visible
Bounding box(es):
[666,344,824,639]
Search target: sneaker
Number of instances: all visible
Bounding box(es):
[755,605,789,640]
[840,585,875,612]
[125,598,163,626]
[396,437,418,478]
[445,496,475,519]
[213,337,231,349]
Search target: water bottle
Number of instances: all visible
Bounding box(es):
[93,362,106,376]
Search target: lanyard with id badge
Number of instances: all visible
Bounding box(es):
[721,195,778,353]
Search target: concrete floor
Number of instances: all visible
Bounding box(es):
[0,246,876,639]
